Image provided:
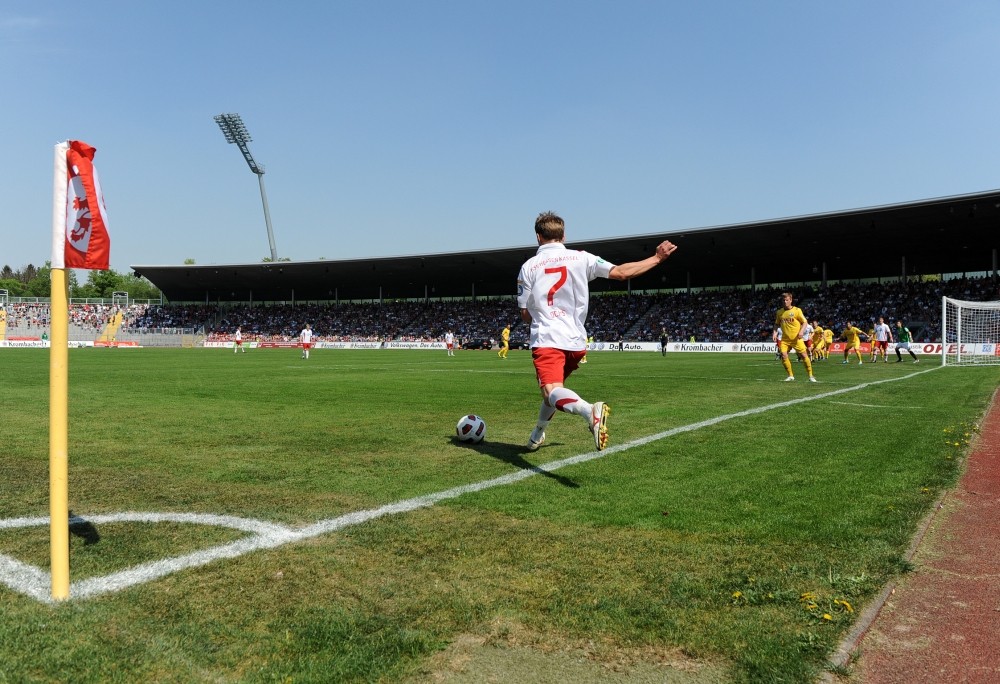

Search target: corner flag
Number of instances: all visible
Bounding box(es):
[52,140,111,270]
[49,140,111,600]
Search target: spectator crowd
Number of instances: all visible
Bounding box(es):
[3,302,149,334]
[4,275,996,344]
[125,275,998,345]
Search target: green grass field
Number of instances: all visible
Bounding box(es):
[1,348,997,683]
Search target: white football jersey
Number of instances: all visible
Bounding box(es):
[517,242,614,351]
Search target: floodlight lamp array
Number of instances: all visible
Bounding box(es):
[213,113,252,145]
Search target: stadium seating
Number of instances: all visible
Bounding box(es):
[4,275,995,345]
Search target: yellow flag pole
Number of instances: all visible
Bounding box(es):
[50,141,70,600]
[49,266,70,600]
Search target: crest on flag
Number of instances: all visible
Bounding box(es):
[52,140,111,270]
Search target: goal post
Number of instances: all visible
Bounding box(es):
[941,296,1000,366]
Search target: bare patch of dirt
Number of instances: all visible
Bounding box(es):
[405,618,729,684]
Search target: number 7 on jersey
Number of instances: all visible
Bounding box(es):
[544,266,567,306]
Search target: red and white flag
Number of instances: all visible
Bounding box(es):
[51,140,111,270]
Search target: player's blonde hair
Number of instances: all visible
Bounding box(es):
[534,212,565,241]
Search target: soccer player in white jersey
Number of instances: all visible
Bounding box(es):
[872,316,893,363]
[799,320,813,362]
[300,323,313,359]
[444,330,455,356]
[517,211,678,451]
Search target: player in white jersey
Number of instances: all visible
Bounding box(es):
[872,316,893,363]
[444,330,455,356]
[300,323,313,359]
[517,211,677,451]
[234,326,246,353]
[799,321,813,361]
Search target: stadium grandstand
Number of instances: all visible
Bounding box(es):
[2,189,998,349]
[130,189,1000,303]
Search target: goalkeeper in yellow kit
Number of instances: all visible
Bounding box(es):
[772,292,817,382]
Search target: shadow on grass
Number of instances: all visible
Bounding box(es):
[68,511,101,545]
[451,439,579,489]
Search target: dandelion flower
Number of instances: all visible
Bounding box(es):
[835,599,854,613]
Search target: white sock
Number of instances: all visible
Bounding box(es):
[547,388,592,421]
[535,401,556,429]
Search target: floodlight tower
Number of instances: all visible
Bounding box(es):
[213,113,278,261]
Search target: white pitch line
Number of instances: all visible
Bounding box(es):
[0,366,940,604]
[0,554,50,603]
[829,401,926,409]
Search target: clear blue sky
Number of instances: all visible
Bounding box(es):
[2,1,998,274]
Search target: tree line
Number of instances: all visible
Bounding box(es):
[0,263,162,301]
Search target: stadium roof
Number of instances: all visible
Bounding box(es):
[132,189,1000,303]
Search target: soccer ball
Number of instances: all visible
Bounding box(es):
[455,414,486,444]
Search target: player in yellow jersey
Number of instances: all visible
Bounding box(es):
[866,325,878,362]
[822,326,834,359]
[841,321,867,364]
[498,324,511,359]
[772,292,817,382]
[810,321,825,361]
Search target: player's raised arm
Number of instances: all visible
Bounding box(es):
[608,240,678,281]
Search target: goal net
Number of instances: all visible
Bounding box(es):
[941,296,1000,366]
